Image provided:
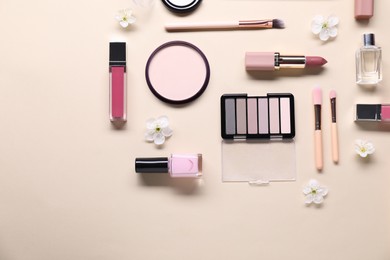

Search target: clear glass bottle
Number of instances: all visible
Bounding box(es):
[135,154,202,178]
[356,33,382,85]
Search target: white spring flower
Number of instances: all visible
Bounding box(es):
[115,8,136,28]
[355,139,375,158]
[303,179,328,205]
[311,15,339,41]
[145,116,173,145]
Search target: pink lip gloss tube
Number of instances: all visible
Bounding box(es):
[109,42,127,122]
[135,154,203,178]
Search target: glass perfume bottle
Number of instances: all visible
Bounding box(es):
[135,154,202,178]
[356,33,382,85]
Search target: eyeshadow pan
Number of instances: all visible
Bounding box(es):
[225,98,236,135]
[247,98,258,134]
[236,98,247,134]
[280,97,291,134]
[258,98,269,134]
[269,98,280,134]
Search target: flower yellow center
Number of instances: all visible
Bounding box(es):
[311,188,317,195]
[360,147,366,153]
[155,126,161,132]
[322,22,328,29]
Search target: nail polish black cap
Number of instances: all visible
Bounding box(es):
[110,42,126,66]
[356,104,381,121]
[363,33,375,46]
[135,157,169,173]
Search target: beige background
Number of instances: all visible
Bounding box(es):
[1,0,390,259]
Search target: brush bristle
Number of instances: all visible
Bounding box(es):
[313,87,322,105]
[272,19,285,29]
[329,90,336,99]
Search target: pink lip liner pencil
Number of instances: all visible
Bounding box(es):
[330,90,339,163]
[313,87,323,171]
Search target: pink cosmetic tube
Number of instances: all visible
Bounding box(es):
[135,154,203,178]
[355,104,390,122]
[109,42,127,122]
[355,0,374,20]
[245,52,327,71]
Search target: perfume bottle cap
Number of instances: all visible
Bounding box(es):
[135,157,169,173]
[363,33,375,46]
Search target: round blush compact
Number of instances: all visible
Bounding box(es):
[145,41,210,105]
[161,0,202,13]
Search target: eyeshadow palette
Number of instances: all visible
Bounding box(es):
[221,93,295,140]
[220,93,296,183]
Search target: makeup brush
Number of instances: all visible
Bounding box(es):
[313,87,323,171]
[165,19,285,31]
[329,90,339,163]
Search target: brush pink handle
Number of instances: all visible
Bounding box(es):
[331,123,339,163]
[315,130,323,171]
[165,21,239,31]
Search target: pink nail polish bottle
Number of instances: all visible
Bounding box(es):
[135,154,203,178]
[355,0,374,20]
[109,42,127,122]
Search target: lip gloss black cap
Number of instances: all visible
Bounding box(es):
[355,104,381,121]
[110,42,126,66]
[135,157,169,173]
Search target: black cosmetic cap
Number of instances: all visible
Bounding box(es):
[135,157,169,173]
[110,42,126,66]
[162,0,201,13]
[356,104,381,121]
[363,33,375,46]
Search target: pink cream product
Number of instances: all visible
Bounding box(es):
[355,0,374,20]
[145,41,210,105]
[245,52,327,71]
[355,104,390,122]
[109,42,126,122]
[135,154,202,178]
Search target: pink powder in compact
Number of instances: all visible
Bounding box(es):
[269,98,280,134]
[258,98,269,134]
[381,105,390,121]
[247,98,258,134]
[111,66,125,118]
[146,42,210,104]
[280,98,291,134]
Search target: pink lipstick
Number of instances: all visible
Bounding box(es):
[245,52,327,71]
[109,42,127,122]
